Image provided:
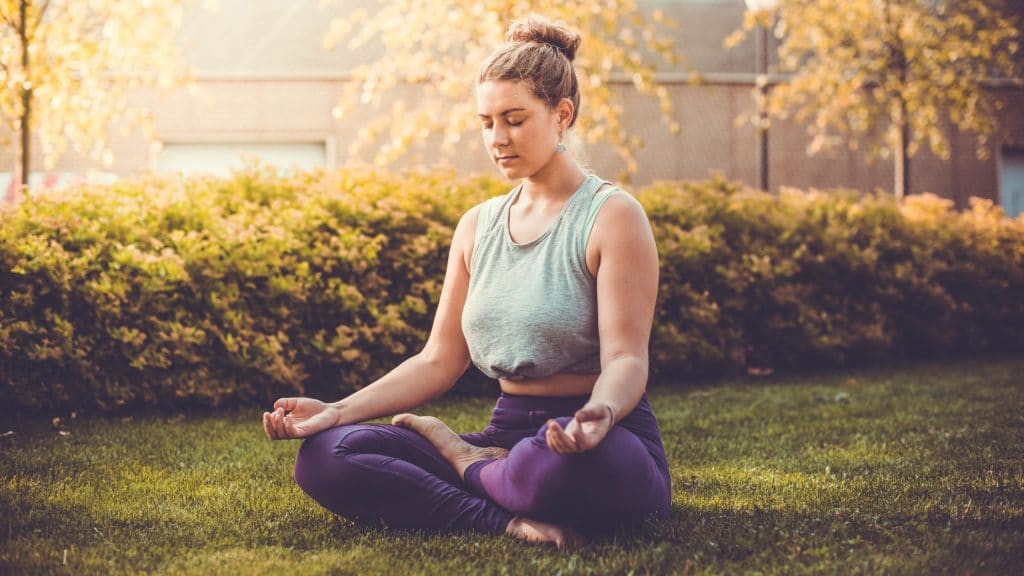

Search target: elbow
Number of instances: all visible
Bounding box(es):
[416,346,471,391]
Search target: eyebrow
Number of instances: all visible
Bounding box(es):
[477,108,527,118]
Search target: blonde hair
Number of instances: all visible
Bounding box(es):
[478,15,582,127]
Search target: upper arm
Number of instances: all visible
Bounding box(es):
[419,204,481,379]
[587,193,659,370]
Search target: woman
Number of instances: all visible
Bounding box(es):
[263,14,670,548]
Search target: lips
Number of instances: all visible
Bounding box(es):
[496,155,518,163]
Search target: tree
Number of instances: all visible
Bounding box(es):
[728,0,1022,197]
[0,0,196,198]
[322,0,680,176]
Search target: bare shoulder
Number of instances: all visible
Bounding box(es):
[458,202,484,235]
[586,188,656,275]
[591,188,653,246]
[595,188,649,227]
[455,202,485,270]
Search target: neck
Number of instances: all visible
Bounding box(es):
[520,155,587,205]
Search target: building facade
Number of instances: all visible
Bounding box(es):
[3,0,1023,215]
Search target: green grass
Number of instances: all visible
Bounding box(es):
[2,357,1022,575]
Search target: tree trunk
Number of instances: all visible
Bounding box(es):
[20,85,30,190]
[18,0,31,190]
[894,98,910,199]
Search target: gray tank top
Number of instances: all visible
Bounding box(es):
[461,174,622,380]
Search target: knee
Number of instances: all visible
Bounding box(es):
[514,426,656,513]
[499,426,580,517]
[293,425,362,495]
[294,431,329,495]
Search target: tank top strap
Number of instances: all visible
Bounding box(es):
[560,175,607,223]
[578,180,626,257]
[474,187,517,245]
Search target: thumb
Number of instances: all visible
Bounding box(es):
[574,402,611,423]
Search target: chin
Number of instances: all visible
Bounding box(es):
[494,164,526,180]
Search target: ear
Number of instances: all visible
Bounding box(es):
[554,97,575,129]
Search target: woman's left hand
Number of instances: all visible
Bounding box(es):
[545,401,614,454]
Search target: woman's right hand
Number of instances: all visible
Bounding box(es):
[263,397,340,440]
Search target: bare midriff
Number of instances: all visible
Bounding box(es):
[499,372,600,397]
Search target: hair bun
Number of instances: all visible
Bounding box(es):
[505,14,581,62]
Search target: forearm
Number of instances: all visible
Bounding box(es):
[330,353,466,426]
[588,355,648,424]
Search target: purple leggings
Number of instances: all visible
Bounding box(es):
[293,393,671,535]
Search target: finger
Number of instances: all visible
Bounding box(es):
[263,412,276,440]
[545,421,565,453]
[278,408,291,439]
[282,412,296,438]
[274,397,297,412]
[546,424,569,454]
[265,411,281,441]
[273,408,288,439]
[547,420,577,453]
[549,429,573,455]
[266,411,279,440]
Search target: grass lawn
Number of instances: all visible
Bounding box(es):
[2,357,1022,575]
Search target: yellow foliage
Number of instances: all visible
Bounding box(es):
[0,0,199,183]
[727,0,1021,195]
[322,0,680,173]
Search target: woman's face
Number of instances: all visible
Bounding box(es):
[477,80,564,180]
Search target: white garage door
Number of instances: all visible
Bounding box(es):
[155,142,327,176]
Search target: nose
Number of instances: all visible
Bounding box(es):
[491,123,510,149]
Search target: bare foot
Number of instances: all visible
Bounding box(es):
[392,414,509,479]
[505,517,582,550]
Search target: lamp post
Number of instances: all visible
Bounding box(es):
[744,0,779,191]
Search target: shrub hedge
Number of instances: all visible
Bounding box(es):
[1,167,1021,411]
[644,179,1024,378]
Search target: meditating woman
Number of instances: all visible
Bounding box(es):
[262,14,670,548]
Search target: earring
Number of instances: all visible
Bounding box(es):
[555,135,567,153]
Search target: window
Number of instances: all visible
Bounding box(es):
[1000,147,1024,218]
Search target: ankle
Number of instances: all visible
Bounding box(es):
[504,517,523,536]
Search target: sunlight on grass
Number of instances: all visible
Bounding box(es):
[2,357,1022,574]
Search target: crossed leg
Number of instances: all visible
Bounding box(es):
[394,412,671,537]
[392,413,580,548]
[295,414,666,548]
[293,423,514,534]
